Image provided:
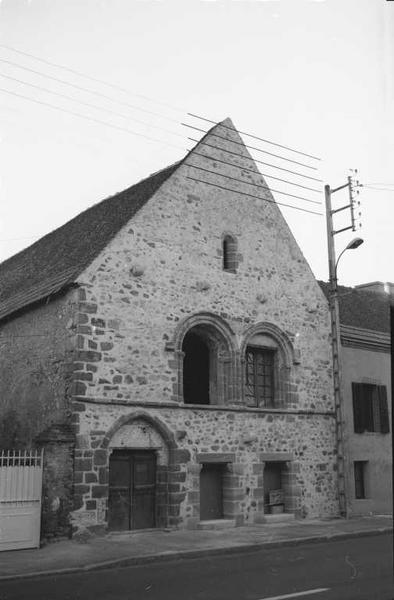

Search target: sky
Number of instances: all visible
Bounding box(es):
[0,0,393,287]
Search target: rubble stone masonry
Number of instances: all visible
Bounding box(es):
[69,123,338,530]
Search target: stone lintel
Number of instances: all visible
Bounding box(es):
[197,453,235,464]
[260,452,293,462]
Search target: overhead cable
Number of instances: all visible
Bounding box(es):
[0,87,186,151]
[188,113,321,161]
[0,58,180,124]
[0,43,186,114]
[191,150,322,193]
[361,185,394,192]
[184,162,321,205]
[186,176,322,216]
[190,139,323,183]
[183,123,318,171]
[0,72,186,139]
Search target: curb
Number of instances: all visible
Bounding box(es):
[0,527,391,582]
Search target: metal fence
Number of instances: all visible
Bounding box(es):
[0,449,43,551]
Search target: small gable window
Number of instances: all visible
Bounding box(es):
[222,235,238,273]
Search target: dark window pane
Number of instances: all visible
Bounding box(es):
[354,461,367,499]
[379,386,390,433]
[223,235,238,272]
[183,331,210,405]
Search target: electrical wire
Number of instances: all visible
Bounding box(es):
[186,176,322,216]
[192,151,321,193]
[184,162,321,205]
[0,44,185,113]
[190,139,323,183]
[0,45,323,165]
[361,185,394,192]
[183,123,318,171]
[0,58,180,124]
[0,87,186,151]
[0,72,186,139]
[188,113,321,161]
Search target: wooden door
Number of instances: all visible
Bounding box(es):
[200,463,224,520]
[108,451,156,531]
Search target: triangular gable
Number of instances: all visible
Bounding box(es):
[0,117,312,321]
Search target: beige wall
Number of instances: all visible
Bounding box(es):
[341,344,392,515]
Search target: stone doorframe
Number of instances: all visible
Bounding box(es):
[97,412,189,529]
[186,453,243,527]
[253,452,300,522]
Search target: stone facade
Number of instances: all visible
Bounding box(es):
[0,119,339,537]
[0,291,78,537]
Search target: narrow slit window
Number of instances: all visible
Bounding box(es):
[354,461,368,499]
[222,235,238,273]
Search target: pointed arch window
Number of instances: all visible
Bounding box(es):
[222,235,238,273]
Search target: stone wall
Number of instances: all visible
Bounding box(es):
[71,404,338,528]
[0,290,78,537]
[69,121,338,530]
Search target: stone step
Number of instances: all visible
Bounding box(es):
[197,519,236,530]
[263,513,296,524]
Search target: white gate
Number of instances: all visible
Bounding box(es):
[0,449,43,551]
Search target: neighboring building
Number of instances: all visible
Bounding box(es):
[319,281,392,516]
[0,119,339,539]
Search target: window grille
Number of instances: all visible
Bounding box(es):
[245,347,275,407]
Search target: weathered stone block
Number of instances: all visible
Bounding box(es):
[91,485,108,498]
[94,449,107,466]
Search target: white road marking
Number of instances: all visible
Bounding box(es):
[258,588,330,600]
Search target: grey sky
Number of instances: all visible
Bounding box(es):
[0,0,392,287]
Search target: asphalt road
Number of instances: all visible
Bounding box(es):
[0,534,392,600]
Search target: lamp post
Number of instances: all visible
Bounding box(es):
[326,183,364,518]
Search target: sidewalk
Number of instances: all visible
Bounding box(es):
[0,515,392,581]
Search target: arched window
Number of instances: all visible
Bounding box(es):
[245,339,276,408]
[222,235,238,273]
[242,324,296,409]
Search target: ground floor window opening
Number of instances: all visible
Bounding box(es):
[264,461,287,515]
[200,463,226,520]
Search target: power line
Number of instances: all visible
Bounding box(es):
[361,185,394,192]
[0,45,323,169]
[184,162,321,206]
[188,113,321,161]
[186,176,322,216]
[362,182,394,186]
[0,72,186,140]
[0,43,186,114]
[1,86,322,214]
[0,87,186,151]
[0,57,180,125]
[192,150,322,193]
[183,123,318,171]
[190,139,323,183]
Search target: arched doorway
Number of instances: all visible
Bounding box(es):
[106,417,170,531]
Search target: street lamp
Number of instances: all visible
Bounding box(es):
[329,236,364,518]
[334,238,364,289]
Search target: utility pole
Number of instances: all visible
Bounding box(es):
[325,173,361,518]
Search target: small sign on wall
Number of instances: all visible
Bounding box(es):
[269,489,284,505]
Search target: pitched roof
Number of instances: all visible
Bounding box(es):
[0,161,180,321]
[318,281,390,333]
